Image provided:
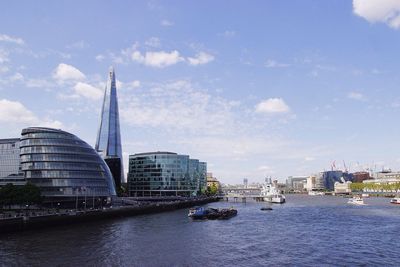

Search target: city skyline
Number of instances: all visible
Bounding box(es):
[1,1,400,183]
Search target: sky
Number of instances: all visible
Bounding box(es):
[1,0,400,184]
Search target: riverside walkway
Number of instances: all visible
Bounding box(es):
[0,196,220,233]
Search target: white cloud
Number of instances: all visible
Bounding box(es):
[131,50,184,68]
[187,52,215,66]
[0,99,37,124]
[73,82,103,100]
[145,37,161,48]
[220,30,236,38]
[265,59,291,68]
[119,80,235,132]
[95,54,105,62]
[39,119,64,129]
[0,99,63,128]
[25,79,54,89]
[9,72,24,82]
[0,49,9,64]
[304,157,315,161]
[353,0,400,29]
[255,98,290,114]
[0,66,9,73]
[0,34,24,45]
[125,80,141,89]
[66,40,89,49]
[347,91,365,101]
[53,63,86,82]
[131,80,141,88]
[161,19,173,27]
[258,165,273,171]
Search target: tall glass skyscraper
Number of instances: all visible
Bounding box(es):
[95,67,124,189]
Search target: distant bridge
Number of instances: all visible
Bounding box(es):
[222,193,264,202]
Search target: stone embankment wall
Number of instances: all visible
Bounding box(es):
[0,197,220,233]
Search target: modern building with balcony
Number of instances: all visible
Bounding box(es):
[127,152,207,197]
[0,127,116,206]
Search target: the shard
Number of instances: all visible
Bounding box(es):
[95,67,124,189]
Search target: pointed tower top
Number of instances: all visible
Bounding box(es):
[108,66,115,78]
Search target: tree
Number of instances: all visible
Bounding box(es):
[21,183,42,205]
[209,184,218,195]
[0,183,42,208]
[0,183,19,207]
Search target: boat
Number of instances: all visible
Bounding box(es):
[361,193,369,198]
[347,195,366,205]
[260,207,273,211]
[188,207,237,220]
[260,178,286,204]
[390,197,400,204]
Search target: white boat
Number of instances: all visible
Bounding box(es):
[361,193,369,198]
[390,197,400,204]
[347,195,366,205]
[260,178,286,204]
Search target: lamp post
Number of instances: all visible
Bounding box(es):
[75,188,79,211]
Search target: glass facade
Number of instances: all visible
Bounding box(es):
[128,152,207,197]
[0,138,25,186]
[20,127,116,199]
[95,67,124,188]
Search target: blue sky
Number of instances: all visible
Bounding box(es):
[1,0,400,184]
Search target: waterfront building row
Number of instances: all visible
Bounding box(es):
[127,152,207,197]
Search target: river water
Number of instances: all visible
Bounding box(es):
[1,195,400,266]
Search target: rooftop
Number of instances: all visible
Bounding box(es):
[130,151,178,157]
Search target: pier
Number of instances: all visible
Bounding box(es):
[223,194,264,202]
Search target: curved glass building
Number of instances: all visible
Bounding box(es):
[128,152,207,197]
[19,127,116,204]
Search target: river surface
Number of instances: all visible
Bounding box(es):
[1,195,400,266]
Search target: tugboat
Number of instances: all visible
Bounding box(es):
[260,177,286,204]
[188,207,237,220]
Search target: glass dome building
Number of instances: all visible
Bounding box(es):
[19,127,116,205]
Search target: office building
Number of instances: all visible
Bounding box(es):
[322,170,353,191]
[95,67,124,189]
[352,171,371,183]
[128,152,207,197]
[286,176,308,191]
[0,138,25,186]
